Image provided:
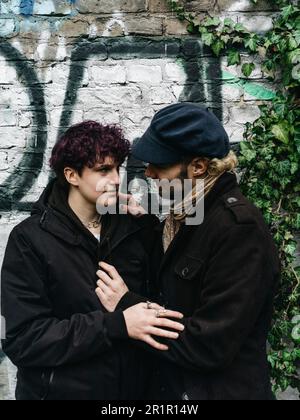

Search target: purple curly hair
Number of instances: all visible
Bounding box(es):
[50,121,130,180]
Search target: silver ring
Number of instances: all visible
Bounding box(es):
[146,301,153,310]
[156,309,167,318]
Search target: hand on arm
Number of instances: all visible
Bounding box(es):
[96,262,129,312]
[123,303,185,351]
[95,262,185,351]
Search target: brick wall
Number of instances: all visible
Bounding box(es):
[0,0,278,263]
[1,0,296,401]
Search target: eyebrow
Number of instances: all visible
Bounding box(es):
[95,164,117,170]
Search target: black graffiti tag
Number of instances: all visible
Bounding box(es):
[0,41,47,212]
[0,37,222,212]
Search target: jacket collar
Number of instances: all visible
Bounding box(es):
[31,179,150,258]
[157,172,239,272]
[155,172,238,233]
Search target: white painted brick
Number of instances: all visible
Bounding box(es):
[18,112,32,128]
[0,128,27,149]
[0,0,20,14]
[0,18,17,38]
[122,108,155,125]
[221,85,243,102]
[149,87,175,105]
[164,62,186,83]
[230,105,261,124]
[127,65,162,85]
[0,110,17,127]
[33,0,72,16]
[37,67,53,84]
[45,88,67,108]
[238,14,274,33]
[172,85,185,100]
[51,63,70,85]
[0,151,8,171]
[89,65,127,85]
[84,108,121,124]
[224,122,246,143]
[77,86,142,108]
[49,108,84,128]
[218,0,274,12]
[0,65,16,85]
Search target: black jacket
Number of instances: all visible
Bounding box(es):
[1,179,158,400]
[119,173,280,400]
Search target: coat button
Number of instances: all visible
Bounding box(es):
[182,267,189,277]
[227,197,238,204]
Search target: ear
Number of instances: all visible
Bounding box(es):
[64,167,80,187]
[188,158,209,178]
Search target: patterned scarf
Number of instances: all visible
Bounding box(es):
[162,172,226,253]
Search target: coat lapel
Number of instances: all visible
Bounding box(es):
[157,173,239,277]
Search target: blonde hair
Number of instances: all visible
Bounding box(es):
[206,150,238,177]
[171,150,238,223]
[164,150,239,250]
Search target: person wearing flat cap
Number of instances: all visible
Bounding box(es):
[96,103,281,401]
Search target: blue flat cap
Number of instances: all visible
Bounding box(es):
[132,103,230,165]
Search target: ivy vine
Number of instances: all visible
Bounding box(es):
[167,0,300,396]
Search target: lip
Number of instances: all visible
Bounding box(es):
[97,189,118,193]
[101,191,118,196]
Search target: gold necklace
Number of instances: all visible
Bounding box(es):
[83,216,102,230]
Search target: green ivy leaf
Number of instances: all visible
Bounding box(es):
[271,122,291,144]
[284,242,297,256]
[187,22,196,34]
[234,23,248,33]
[228,50,241,66]
[232,36,244,45]
[294,214,300,230]
[242,63,256,77]
[277,160,291,176]
[201,31,214,46]
[224,18,235,28]
[295,126,300,153]
[240,142,257,161]
[291,162,299,175]
[245,36,259,52]
[294,30,300,45]
[282,5,296,21]
[211,39,225,56]
[203,17,221,27]
[288,35,298,50]
[221,34,231,44]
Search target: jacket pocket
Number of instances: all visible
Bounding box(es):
[174,255,204,281]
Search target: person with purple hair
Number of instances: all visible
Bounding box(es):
[1,121,184,400]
